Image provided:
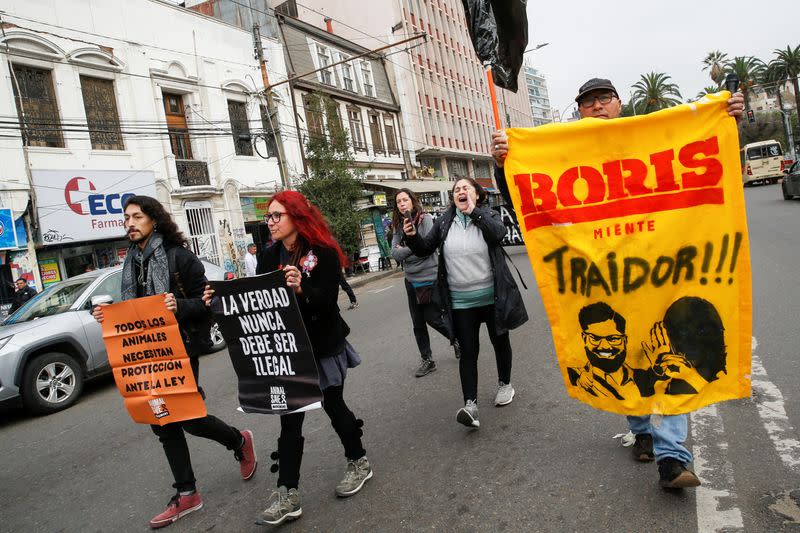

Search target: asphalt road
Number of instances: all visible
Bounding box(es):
[1,184,799,532]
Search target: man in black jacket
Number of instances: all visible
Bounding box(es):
[9,278,37,313]
[93,195,257,529]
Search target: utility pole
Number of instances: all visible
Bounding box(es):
[253,23,290,190]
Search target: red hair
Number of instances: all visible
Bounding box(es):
[269,190,348,268]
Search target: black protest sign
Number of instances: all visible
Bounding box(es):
[210,271,322,414]
[493,204,524,246]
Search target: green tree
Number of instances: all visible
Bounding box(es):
[630,72,682,114]
[297,92,363,259]
[769,44,800,128]
[738,110,789,149]
[696,85,721,100]
[702,50,728,86]
[726,56,766,109]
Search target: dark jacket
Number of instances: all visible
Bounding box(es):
[134,243,211,357]
[495,165,512,206]
[256,243,350,359]
[9,285,37,313]
[405,204,528,340]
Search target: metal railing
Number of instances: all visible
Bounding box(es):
[176,159,210,187]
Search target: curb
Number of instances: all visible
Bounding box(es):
[347,269,403,289]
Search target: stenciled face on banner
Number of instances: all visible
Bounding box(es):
[505,93,752,416]
[32,170,157,245]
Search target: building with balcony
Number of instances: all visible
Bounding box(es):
[0,0,301,295]
[274,0,534,193]
[523,61,553,127]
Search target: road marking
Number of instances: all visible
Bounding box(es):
[367,285,394,294]
[692,404,744,533]
[750,336,800,471]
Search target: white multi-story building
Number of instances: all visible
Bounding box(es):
[0,0,301,299]
[523,61,552,127]
[274,0,534,194]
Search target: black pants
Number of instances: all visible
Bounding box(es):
[150,360,242,493]
[339,274,357,304]
[452,304,512,403]
[276,385,365,490]
[404,280,449,360]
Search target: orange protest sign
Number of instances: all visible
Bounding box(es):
[101,295,207,425]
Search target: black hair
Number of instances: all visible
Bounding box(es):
[663,297,726,382]
[451,176,488,205]
[123,195,188,248]
[578,302,626,334]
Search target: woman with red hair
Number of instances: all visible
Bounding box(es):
[254,191,372,525]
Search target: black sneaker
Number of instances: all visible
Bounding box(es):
[658,458,701,489]
[415,359,436,378]
[631,433,655,462]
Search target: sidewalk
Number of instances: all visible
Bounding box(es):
[345,266,403,289]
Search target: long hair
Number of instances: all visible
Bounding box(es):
[123,195,188,247]
[391,188,424,230]
[451,176,488,206]
[269,190,348,268]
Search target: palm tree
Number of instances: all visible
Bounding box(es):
[630,72,683,114]
[696,86,721,99]
[769,45,800,127]
[726,56,766,109]
[702,50,728,86]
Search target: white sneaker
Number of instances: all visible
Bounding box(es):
[456,400,480,427]
[495,382,515,406]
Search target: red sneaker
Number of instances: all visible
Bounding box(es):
[148,492,203,529]
[236,430,257,480]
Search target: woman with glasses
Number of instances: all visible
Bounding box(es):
[391,188,459,378]
[403,177,528,429]
[208,191,372,525]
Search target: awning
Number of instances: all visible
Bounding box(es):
[363,180,453,194]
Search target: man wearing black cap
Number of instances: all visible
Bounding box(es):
[489,78,744,490]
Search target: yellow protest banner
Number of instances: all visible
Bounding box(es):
[505,92,751,416]
[101,295,207,425]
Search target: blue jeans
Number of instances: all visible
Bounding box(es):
[627,414,692,465]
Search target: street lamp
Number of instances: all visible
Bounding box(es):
[524,42,550,54]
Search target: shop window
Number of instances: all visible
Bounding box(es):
[185,202,221,265]
[11,64,64,148]
[227,100,253,156]
[80,76,123,150]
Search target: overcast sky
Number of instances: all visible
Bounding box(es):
[526,0,800,118]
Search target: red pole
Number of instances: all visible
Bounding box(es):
[485,64,503,130]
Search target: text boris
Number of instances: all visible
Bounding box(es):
[513,136,725,230]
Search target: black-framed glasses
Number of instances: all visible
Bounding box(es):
[264,211,286,223]
[579,92,617,108]
[583,332,626,347]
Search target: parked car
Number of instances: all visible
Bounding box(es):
[782,161,800,200]
[0,260,229,415]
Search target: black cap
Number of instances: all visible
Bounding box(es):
[575,78,618,102]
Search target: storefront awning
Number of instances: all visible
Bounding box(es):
[363,180,454,194]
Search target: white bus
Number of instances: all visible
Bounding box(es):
[740,140,785,185]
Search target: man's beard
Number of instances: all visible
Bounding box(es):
[585,346,626,374]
